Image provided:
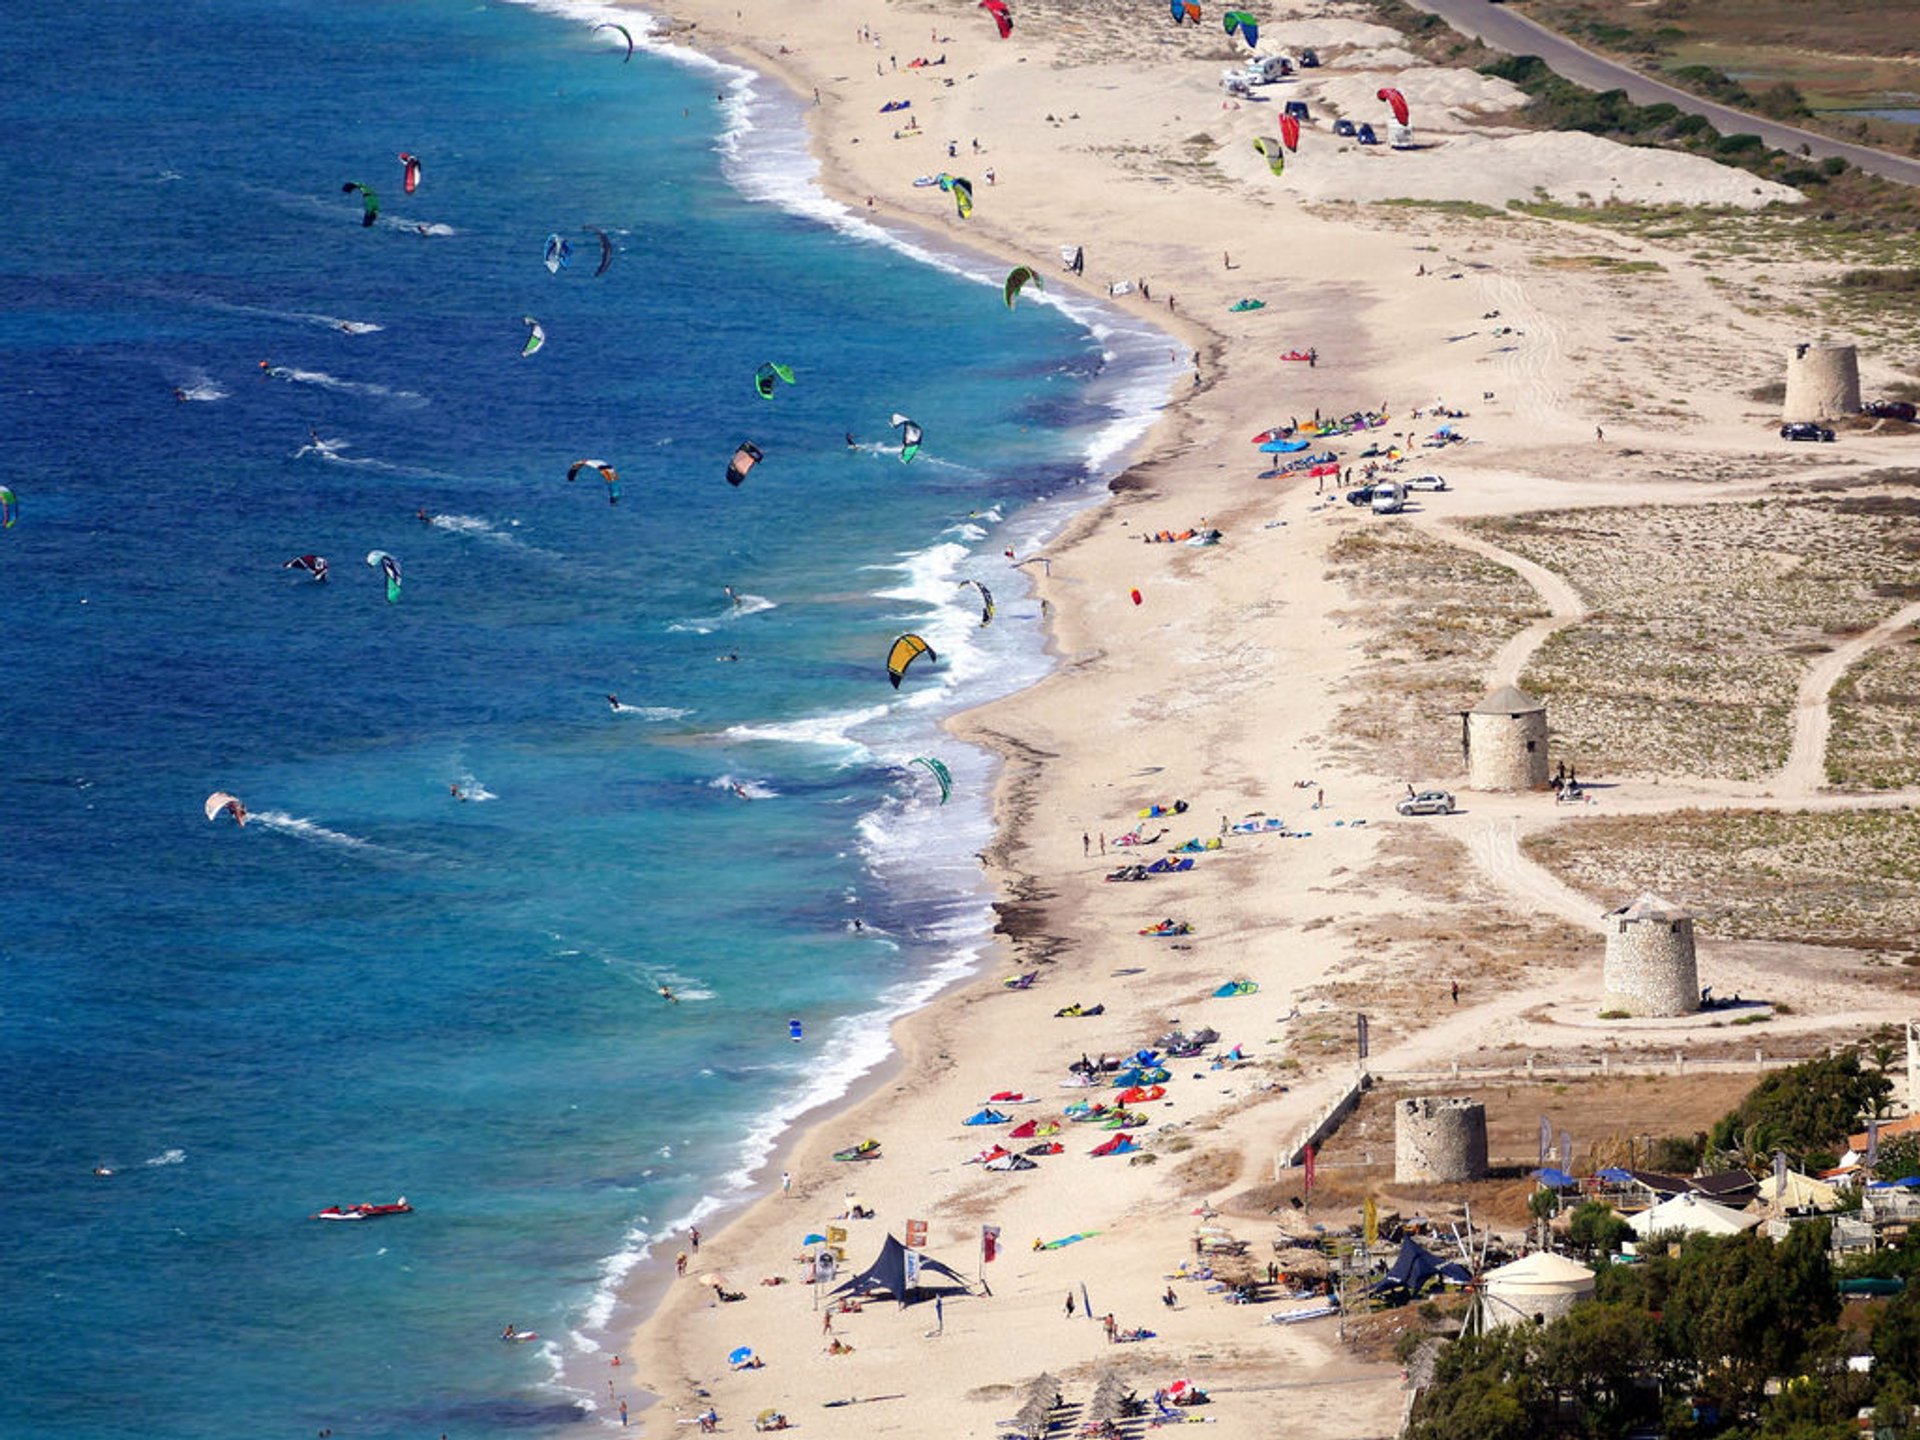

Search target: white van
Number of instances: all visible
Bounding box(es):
[1370,481,1406,515]
[1243,54,1293,85]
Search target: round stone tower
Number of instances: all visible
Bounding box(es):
[1601,893,1699,1017]
[1782,343,1860,424]
[1394,1096,1490,1184]
[1460,684,1549,791]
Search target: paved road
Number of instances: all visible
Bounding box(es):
[1402,0,1920,188]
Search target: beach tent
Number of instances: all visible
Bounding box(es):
[1372,1238,1469,1299]
[1754,1169,1840,1212]
[1627,1192,1762,1240]
[1480,1251,1595,1328]
[830,1233,970,1307]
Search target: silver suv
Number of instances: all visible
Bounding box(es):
[1396,789,1456,816]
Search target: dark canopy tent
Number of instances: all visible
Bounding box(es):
[1371,1238,1469,1299]
[830,1233,971,1307]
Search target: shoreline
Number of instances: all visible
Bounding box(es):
[555,4,1204,1422]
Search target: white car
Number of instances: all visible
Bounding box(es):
[1405,474,1448,491]
[1396,789,1456,817]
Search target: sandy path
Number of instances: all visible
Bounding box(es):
[1778,599,1920,796]
[1431,522,1587,689]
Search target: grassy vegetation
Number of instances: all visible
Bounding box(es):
[1523,808,1920,960]
[1467,501,1920,782]
[1508,0,1920,150]
[1827,622,1920,789]
[1375,197,1508,220]
[1322,528,1546,779]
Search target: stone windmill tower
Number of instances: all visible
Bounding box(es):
[1460,684,1549,791]
[1782,343,1860,424]
[1601,893,1699,1017]
[1395,1096,1489,1183]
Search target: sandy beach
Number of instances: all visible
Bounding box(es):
[610,1,1920,1435]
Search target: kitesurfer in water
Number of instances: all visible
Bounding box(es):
[416,506,433,525]
[659,985,677,1003]
[450,784,466,802]
[173,387,187,402]
[730,782,751,801]
[607,693,620,710]
[724,585,740,609]
[845,431,858,448]
[717,652,739,663]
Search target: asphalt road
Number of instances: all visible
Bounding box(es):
[1401,0,1920,189]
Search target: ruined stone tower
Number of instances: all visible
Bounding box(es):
[1395,1096,1490,1183]
[1460,684,1549,791]
[1602,893,1699,1017]
[1782,343,1860,424]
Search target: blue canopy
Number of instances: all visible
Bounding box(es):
[1595,1166,1634,1183]
[1532,1167,1577,1190]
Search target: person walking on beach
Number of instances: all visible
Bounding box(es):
[936,1295,945,1333]
[781,1170,791,1195]
[690,1225,700,1252]
[1083,832,1090,857]
[1450,979,1460,1005]
[1595,425,1604,443]
[620,1399,629,1428]
[1064,1291,1075,1318]
[1098,832,1106,855]
[676,1251,688,1276]
[1103,1313,1118,1343]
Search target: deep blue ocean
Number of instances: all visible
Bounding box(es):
[0,2,1171,1436]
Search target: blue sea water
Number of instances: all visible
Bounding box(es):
[0,2,1173,1437]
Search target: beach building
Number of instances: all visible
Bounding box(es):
[1600,894,1699,1017]
[1480,1251,1596,1329]
[1459,685,1549,791]
[1781,343,1860,424]
[1754,1169,1840,1214]
[1394,1096,1489,1184]
[1628,1192,1762,1240]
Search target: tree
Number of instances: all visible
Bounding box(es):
[1712,1051,1891,1161]
[1664,1225,1838,1419]
[1567,1200,1632,1259]
[1533,1302,1662,1436]
[1874,1288,1920,1381]
[1875,1133,1920,1184]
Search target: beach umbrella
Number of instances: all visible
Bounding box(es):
[1026,1371,1061,1404]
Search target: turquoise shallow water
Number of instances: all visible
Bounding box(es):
[0,1,1172,1436]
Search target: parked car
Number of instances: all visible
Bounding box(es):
[1780,421,1834,443]
[1283,100,1311,121]
[1345,484,1376,506]
[1405,474,1448,491]
[1332,118,1357,138]
[1397,789,1456,817]
[1355,122,1379,145]
[1370,480,1406,515]
[1298,47,1320,68]
[1864,399,1918,422]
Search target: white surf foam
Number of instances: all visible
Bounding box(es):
[144,1148,186,1167]
[172,372,227,403]
[251,811,388,853]
[261,366,425,404]
[709,774,777,800]
[719,704,888,757]
[610,703,691,721]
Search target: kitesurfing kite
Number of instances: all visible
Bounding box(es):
[585,226,614,276]
[1377,87,1410,126]
[366,550,402,603]
[1280,113,1301,152]
[544,234,573,274]
[1003,265,1043,311]
[0,486,16,529]
[889,413,923,465]
[593,20,634,62]
[754,362,796,400]
[1222,9,1259,47]
[1169,0,1201,21]
[949,176,974,220]
[726,441,764,487]
[284,554,329,583]
[910,756,953,805]
[958,578,995,625]
[205,791,248,826]
[341,181,379,227]
[567,459,621,505]
[978,0,1013,39]
[886,633,935,688]
[1252,137,1285,175]
[398,152,421,195]
[521,316,546,357]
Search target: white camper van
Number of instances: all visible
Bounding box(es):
[1370,480,1407,515]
